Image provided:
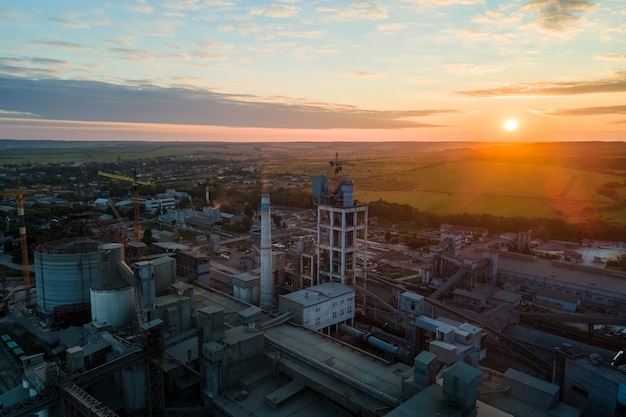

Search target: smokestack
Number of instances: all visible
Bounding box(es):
[206,186,210,205]
[260,194,273,307]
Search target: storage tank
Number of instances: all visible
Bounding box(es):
[34,239,101,315]
[34,213,130,316]
[89,243,135,328]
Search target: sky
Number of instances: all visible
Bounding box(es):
[0,0,624,142]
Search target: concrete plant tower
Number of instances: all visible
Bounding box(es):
[260,194,273,307]
[313,153,368,287]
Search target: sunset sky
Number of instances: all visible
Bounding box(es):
[0,0,624,142]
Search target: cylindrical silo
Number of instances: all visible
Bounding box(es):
[33,212,130,319]
[34,239,101,315]
[90,243,135,327]
[90,286,135,328]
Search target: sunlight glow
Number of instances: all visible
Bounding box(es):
[504,118,519,132]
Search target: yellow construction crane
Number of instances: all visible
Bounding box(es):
[98,169,153,242]
[0,182,46,306]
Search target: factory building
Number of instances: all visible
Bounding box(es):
[278,282,355,331]
[562,354,626,417]
[495,251,626,307]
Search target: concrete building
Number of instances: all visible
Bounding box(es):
[144,197,176,214]
[534,288,581,312]
[279,282,355,332]
[232,270,260,305]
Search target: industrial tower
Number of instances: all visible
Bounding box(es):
[260,194,273,307]
[313,154,368,287]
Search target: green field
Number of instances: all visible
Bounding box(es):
[0,140,243,164]
[259,141,626,225]
[354,159,620,222]
[2,139,625,225]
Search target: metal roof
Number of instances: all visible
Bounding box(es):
[280,282,354,308]
[503,368,559,395]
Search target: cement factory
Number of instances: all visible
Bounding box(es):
[0,166,625,417]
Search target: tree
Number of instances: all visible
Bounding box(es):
[142,228,155,245]
[607,254,626,272]
[272,213,283,228]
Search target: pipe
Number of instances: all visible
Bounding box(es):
[260,311,292,330]
[338,324,399,358]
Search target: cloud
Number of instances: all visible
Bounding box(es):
[276,30,325,38]
[50,16,90,28]
[445,63,502,75]
[99,36,135,47]
[203,0,235,6]
[405,0,484,4]
[8,57,71,67]
[0,76,459,129]
[109,48,156,61]
[521,0,596,32]
[162,0,204,10]
[538,105,626,116]
[596,53,626,60]
[0,57,70,78]
[32,40,93,50]
[458,71,626,96]
[219,22,263,34]
[316,7,337,12]
[249,4,300,18]
[376,23,408,33]
[340,71,384,78]
[0,109,39,118]
[0,10,35,25]
[193,51,229,61]
[50,10,113,28]
[335,2,388,21]
[122,1,154,14]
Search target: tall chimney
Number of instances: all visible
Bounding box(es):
[206,186,210,205]
[260,194,273,307]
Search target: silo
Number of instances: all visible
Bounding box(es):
[35,239,101,315]
[90,243,135,328]
[34,213,130,317]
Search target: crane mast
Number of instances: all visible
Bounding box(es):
[98,170,152,242]
[0,182,34,306]
[16,182,31,306]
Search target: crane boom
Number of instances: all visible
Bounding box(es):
[97,171,152,186]
[98,170,153,242]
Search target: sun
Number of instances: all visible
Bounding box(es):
[504,118,519,132]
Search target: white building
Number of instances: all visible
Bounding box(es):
[278,282,354,331]
[144,197,176,214]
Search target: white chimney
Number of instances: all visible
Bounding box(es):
[260,194,273,307]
